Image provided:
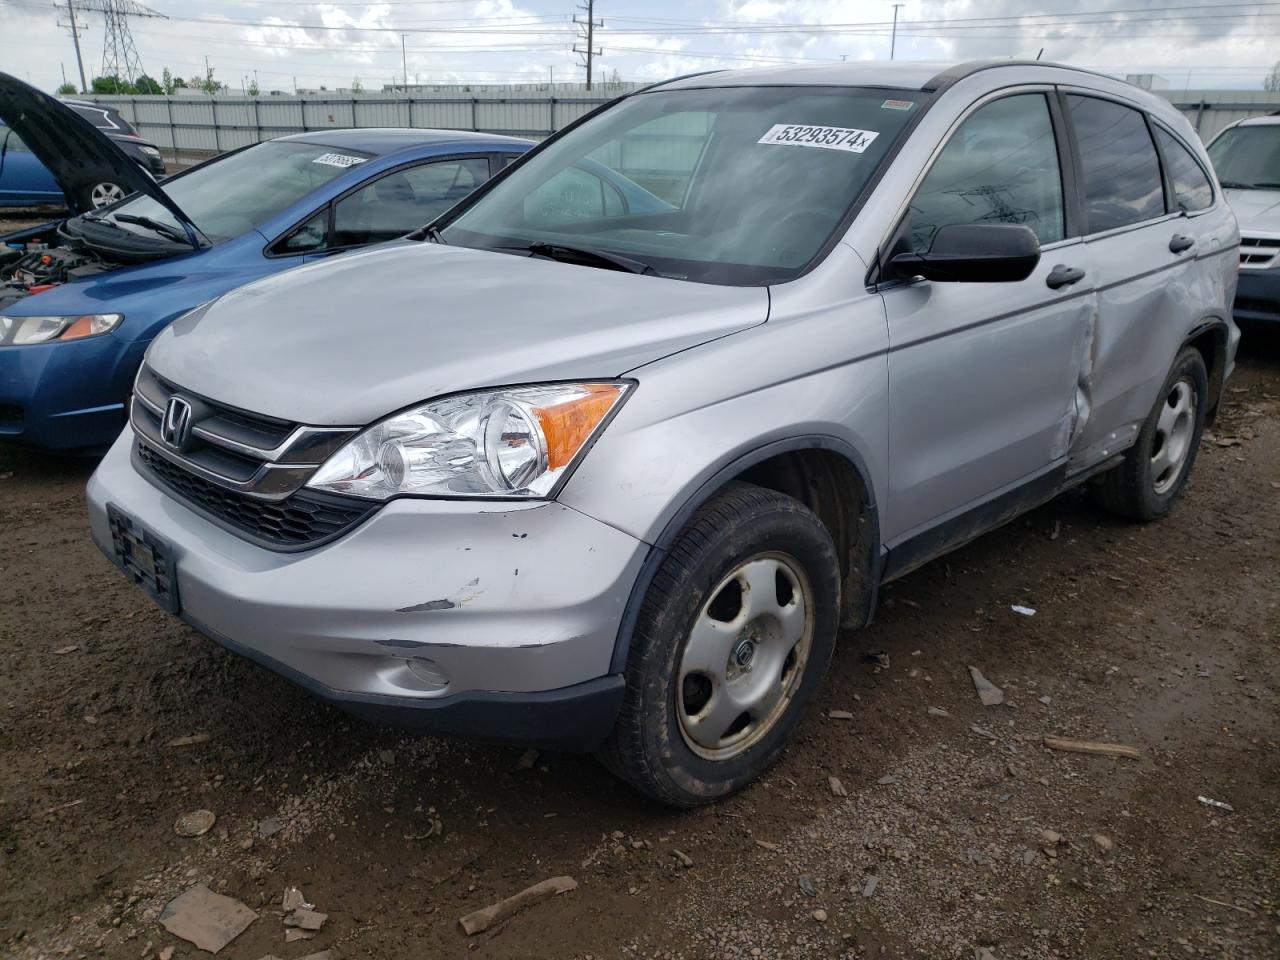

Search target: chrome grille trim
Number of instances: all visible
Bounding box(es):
[1239,233,1280,271]
[130,363,358,501]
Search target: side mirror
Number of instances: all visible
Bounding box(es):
[886,223,1041,283]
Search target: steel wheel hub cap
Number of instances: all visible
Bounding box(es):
[1151,378,1196,495]
[676,553,814,761]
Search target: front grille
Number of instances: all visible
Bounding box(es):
[130,364,366,550]
[136,441,377,549]
[1240,235,1280,270]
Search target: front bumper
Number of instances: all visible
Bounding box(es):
[0,332,144,450]
[87,431,648,750]
[1234,267,1280,323]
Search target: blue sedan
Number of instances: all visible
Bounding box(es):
[1,123,537,449]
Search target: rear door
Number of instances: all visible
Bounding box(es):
[880,90,1096,550]
[1060,93,1214,474]
[0,127,63,205]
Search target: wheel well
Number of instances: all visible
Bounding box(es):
[1186,324,1227,424]
[733,448,877,628]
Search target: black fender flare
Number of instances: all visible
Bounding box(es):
[608,434,882,674]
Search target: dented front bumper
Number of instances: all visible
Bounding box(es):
[86,431,648,749]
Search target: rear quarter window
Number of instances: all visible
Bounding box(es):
[1154,127,1213,212]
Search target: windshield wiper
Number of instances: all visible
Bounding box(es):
[113,213,200,247]
[1219,179,1263,190]
[424,224,448,245]
[519,241,656,275]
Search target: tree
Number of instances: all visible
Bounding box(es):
[134,74,163,95]
[351,75,363,93]
[1266,60,1280,92]
[57,82,77,95]
[91,74,131,94]
[188,68,223,95]
[247,79,260,96]
[161,68,187,95]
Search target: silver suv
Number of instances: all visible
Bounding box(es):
[1207,114,1280,323]
[88,61,1240,806]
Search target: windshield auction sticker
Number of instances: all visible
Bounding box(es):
[757,124,880,153]
[312,153,368,168]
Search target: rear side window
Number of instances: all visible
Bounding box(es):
[1067,95,1165,233]
[908,93,1065,253]
[1154,128,1213,212]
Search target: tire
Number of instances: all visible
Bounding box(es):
[78,181,128,210]
[597,482,841,807]
[1094,346,1208,521]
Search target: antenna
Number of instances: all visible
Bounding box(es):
[70,0,168,89]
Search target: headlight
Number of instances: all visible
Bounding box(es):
[306,382,632,501]
[0,313,123,345]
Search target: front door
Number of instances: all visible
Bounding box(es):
[880,91,1095,553]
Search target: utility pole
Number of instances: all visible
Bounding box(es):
[401,34,408,89]
[890,3,904,60]
[57,0,89,92]
[573,0,602,90]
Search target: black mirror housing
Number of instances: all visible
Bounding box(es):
[887,223,1041,284]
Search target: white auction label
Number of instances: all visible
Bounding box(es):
[312,153,368,168]
[757,123,880,153]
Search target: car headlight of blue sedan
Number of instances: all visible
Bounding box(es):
[0,313,122,345]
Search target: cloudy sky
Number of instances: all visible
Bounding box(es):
[1,0,1278,93]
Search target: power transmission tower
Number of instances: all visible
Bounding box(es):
[70,0,168,89]
[573,0,602,90]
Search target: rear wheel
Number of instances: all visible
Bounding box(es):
[1094,346,1208,521]
[598,482,840,807]
[85,181,127,209]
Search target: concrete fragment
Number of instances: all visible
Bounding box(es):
[284,909,327,932]
[166,733,211,747]
[458,876,577,935]
[927,706,951,718]
[672,849,694,868]
[257,817,282,838]
[861,876,878,898]
[158,949,174,960]
[1092,833,1114,853]
[828,776,848,797]
[285,928,316,943]
[515,748,540,770]
[159,884,257,954]
[174,810,216,838]
[828,710,854,720]
[969,666,1005,706]
[281,887,308,913]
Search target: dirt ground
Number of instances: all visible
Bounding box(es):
[0,313,1277,959]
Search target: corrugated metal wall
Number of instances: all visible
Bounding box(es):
[85,86,1280,156]
[86,87,638,155]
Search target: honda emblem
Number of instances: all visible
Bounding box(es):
[160,396,193,449]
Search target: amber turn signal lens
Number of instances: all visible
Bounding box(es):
[533,384,625,471]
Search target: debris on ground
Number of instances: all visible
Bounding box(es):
[970,725,998,741]
[672,849,694,868]
[458,876,578,935]
[53,644,79,655]
[1196,795,1235,813]
[165,733,211,747]
[862,876,878,898]
[798,875,817,897]
[282,887,311,913]
[515,748,540,770]
[968,666,1005,706]
[870,652,891,670]
[174,809,216,838]
[158,884,257,953]
[257,817,283,838]
[927,706,951,718]
[975,948,998,960]
[1192,894,1255,916]
[755,840,779,852]
[1010,605,1036,616]
[827,709,854,720]
[1093,833,1114,853]
[1042,735,1140,759]
[284,908,328,932]
[828,776,848,797]
[812,909,828,922]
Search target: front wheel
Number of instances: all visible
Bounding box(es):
[83,181,127,209]
[597,482,840,807]
[1094,346,1208,521]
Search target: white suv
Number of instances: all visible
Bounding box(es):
[1208,114,1280,323]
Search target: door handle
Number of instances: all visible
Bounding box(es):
[1169,234,1196,254]
[1045,265,1086,290]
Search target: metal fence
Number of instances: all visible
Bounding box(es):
[83,85,1280,160]
[86,86,640,157]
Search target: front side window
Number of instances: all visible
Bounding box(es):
[1154,128,1213,212]
[278,210,328,253]
[334,157,490,246]
[907,93,1065,253]
[1067,95,1165,233]
[442,85,925,285]
[1207,124,1280,190]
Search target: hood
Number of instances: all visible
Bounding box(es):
[0,72,190,227]
[1223,187,1280,233]
[146,242,768,425]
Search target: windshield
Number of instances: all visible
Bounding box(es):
[1207,125,1280,189]
[106,140,373,241]
[442,85,924,285]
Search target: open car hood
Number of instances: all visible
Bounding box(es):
[0,72,195,231]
